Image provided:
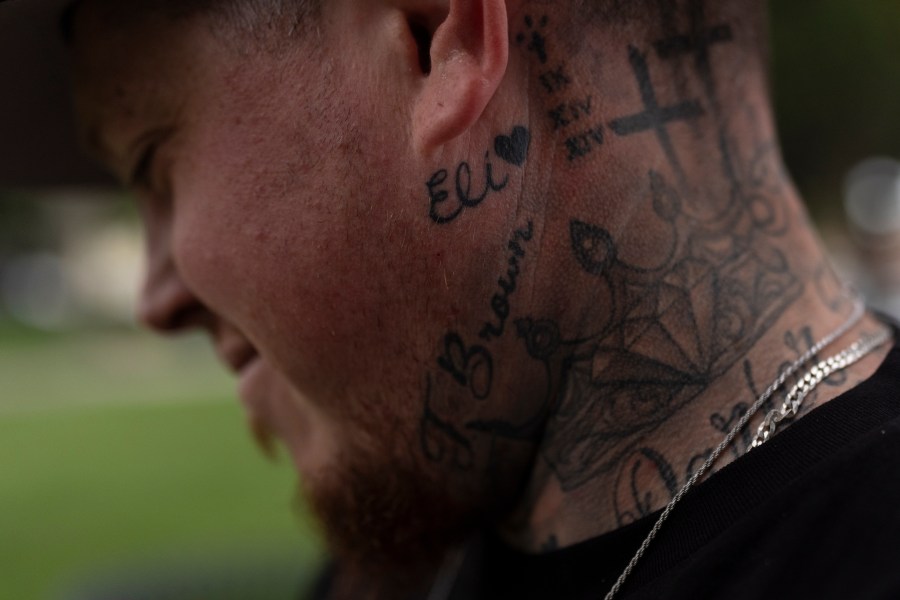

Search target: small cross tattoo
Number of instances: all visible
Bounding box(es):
[608,46,704,182]
[653,0,734,101]
[516,15,550,65]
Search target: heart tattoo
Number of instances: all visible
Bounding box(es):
[494,126,531,167]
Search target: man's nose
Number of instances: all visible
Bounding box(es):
[136,238,208,333]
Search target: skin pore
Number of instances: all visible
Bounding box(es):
[69,0,891,595]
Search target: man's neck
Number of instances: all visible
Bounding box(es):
[491,47,889,545]
[498,171,890,550]
[467,2,894,553]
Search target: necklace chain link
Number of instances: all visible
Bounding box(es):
[750,328,891,449]
[603,296,890,600]
[426,297,890,600]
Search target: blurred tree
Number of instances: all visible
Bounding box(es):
[770,1,900,219]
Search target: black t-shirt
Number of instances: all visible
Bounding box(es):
[450,328,900,600]
[309,329,900,600]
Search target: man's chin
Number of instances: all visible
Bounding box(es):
[294,448,488,596]
[247,400,508,594]
[306,461,467,559]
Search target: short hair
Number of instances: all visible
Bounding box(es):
[62,0,322,50]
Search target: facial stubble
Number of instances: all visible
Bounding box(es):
[249,402,503,593]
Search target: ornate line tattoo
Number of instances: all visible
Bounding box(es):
[528,160,799,490]
[419,7,807,506]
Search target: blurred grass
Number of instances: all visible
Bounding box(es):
[0,325,324,600]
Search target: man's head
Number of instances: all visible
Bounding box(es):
[69,0,773,583]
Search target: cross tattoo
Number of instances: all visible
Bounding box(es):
[516,15,550,65]
[654,23,733,64]
[608,45,705,182]
[652,0,739,195]
[654,0,734,101]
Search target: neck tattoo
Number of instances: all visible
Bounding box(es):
[604,295,889,600]
[426,295,890,600]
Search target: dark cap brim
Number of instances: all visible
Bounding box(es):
[0,0,113,187]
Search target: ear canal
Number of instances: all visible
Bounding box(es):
[407,16,433,75]
[411,0,509,155]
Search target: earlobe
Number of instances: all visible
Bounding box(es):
[412,0,509,155]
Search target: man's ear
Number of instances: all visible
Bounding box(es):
[411,0,509,154]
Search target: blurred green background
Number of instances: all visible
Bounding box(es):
[0,195,326,596]
[0,320,323,600]
[770,1,900,222]
[1,2,899,599]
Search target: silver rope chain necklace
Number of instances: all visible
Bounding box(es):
[603,297,891,600]
[426,297,890,600]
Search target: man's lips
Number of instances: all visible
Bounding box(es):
[236,357,279,460]
[218,343,267,415]
[221,344,259,375]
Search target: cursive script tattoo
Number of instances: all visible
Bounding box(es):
[427,154,508,225]
[420,374,475,469]
[480,221,535,341]
[437,332,494,400]
[418,3,809,504]
[613,447,679,526]
[427,127,530,225]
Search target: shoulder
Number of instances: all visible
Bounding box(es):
[639,387,900,600]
